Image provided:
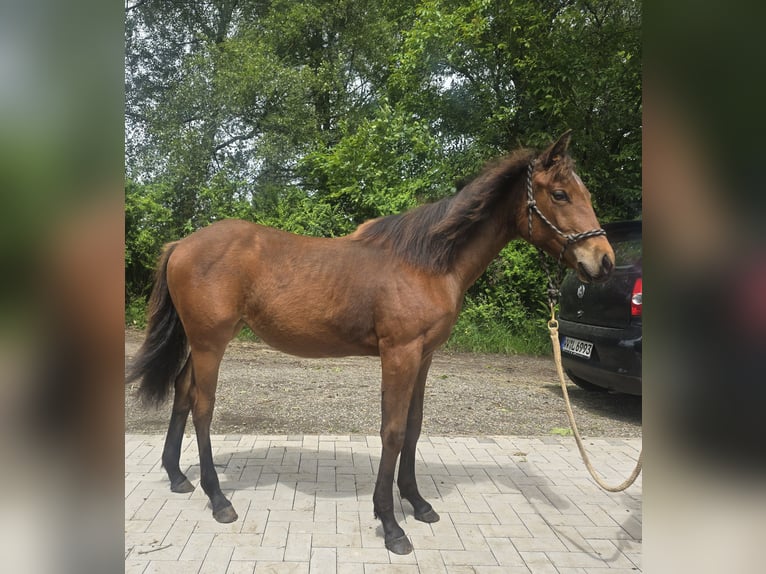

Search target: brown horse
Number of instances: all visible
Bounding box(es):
[127,131,614,554]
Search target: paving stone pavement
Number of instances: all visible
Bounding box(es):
[125,434,641,573]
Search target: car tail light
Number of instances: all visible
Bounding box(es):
[631,277,642,317]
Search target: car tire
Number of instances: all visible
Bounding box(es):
[566,372,608,393]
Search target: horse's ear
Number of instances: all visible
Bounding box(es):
[539,129,573,168]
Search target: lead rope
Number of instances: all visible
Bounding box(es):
[526,160,642,491]
[547,298,643,491]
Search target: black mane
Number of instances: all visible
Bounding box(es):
[350,148,536,272]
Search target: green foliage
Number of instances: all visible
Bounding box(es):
[388,0,642,221]
[255,187,352,237]
[193,170,253,228]
[446,313,549,356]
[300,103,447,225]
[124,179,173,301]
[448,242,552,355]
[126,296,149,329]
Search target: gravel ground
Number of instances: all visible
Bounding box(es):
[125,329,641,438]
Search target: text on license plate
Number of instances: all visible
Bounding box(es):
[561,336,593,358]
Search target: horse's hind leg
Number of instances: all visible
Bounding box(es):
[190,345,238,523]
[161,357,195,493]
[397,355,440,523]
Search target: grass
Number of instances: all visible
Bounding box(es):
[444,315,551,356]
[237,325,259,341]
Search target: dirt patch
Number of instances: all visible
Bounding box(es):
[125,329,641,437]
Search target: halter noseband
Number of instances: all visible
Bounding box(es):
[525,159,607,305]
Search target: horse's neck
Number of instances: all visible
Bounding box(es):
[451,191,522,293]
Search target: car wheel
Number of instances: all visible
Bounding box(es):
[566,372,608,393]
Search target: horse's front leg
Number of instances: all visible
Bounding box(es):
[397,354,440,523]
[373,342,423,555]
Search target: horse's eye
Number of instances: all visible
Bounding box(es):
[551,190,569,202]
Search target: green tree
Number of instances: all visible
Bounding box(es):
[300,103,447,229]
[388,0,641,219]
[125,0,404,232]
[124,180,173,305]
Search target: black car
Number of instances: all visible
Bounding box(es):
[557,220,642,395]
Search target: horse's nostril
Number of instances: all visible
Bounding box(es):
[602,253,614,273]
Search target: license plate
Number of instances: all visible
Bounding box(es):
[561,336,593,359]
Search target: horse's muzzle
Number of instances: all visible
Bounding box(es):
[577,253,614,284]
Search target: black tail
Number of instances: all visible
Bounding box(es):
[126,242,189,405]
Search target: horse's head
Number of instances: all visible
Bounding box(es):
[522,131,615,283]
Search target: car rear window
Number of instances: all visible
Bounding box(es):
[613,237,642,270]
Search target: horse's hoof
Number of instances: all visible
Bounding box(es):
[414,508,440,523]
[385,534,413,555]
[213,505,238,523]
[170,478,195,493]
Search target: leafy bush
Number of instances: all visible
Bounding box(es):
[447,242,553,355]
[300,103,448,225]
[125,296,148,329]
